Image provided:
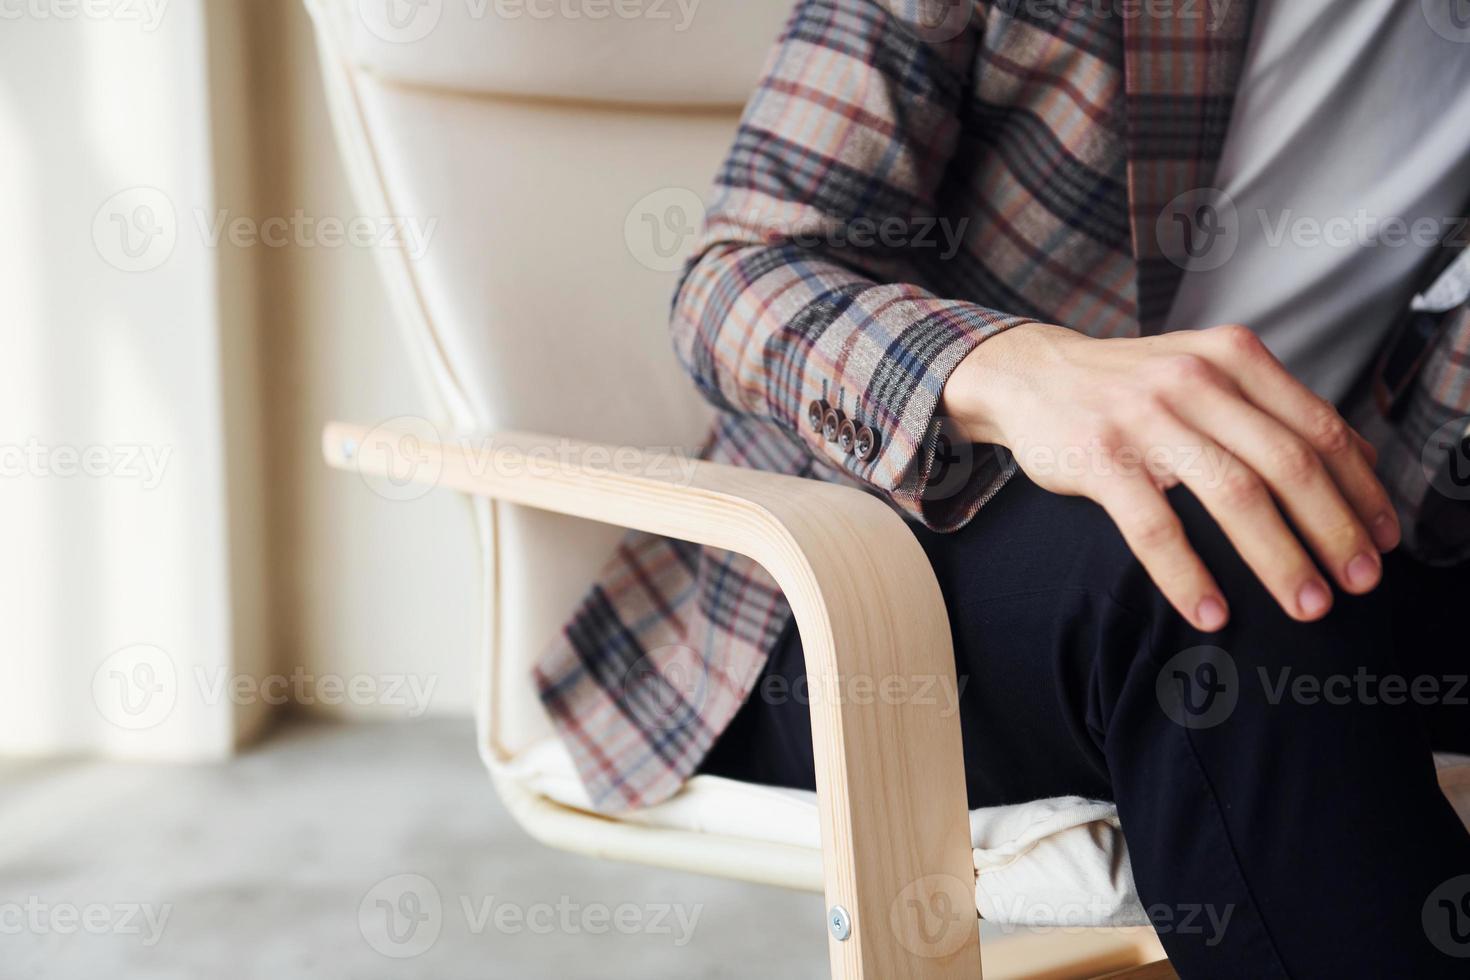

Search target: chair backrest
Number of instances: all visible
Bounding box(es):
[305,0,791,756]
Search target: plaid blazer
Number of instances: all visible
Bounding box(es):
[534,0,1470,811]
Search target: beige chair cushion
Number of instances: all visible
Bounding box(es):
[500,739,1470,927]
[344,72,733,751]
[310,0,789,753]
[321,0,792,105]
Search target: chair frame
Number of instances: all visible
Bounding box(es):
[323,423,1171,979]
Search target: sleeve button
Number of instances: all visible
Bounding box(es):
[807,399,830,434]
[855,425,879,462]
[838,418,858,455]
[822,407,844,443]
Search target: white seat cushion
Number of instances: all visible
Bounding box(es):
[501,738,1470,927]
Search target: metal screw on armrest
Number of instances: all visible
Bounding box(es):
[828,904,851,941]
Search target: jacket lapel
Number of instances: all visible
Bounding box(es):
[1123,0,1256,333]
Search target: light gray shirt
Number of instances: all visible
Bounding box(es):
[1162,0,1470,403]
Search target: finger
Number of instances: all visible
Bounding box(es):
[1354,430,1379,468]
[1095,476,1230,632]
[1201,325,1399,551]
[1172,381,1384,596]
[1144,415,1335,623]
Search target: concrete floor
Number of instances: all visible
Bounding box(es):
[0,720,834,979]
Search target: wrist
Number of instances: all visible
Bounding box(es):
[942,321,1074,446]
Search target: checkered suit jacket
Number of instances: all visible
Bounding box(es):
[534,0,1470,811]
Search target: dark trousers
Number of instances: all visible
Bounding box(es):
[698,473,1470,978]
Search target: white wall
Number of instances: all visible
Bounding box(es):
[0,0,480,760]
[0,0,270,757]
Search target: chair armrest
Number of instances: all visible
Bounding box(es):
[323,421,981,979]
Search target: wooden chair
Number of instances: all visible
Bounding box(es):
[303,1,1179,974]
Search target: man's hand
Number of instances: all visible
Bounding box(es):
[942,323,1400,631]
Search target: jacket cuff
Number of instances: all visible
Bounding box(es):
[801,304,1035,532]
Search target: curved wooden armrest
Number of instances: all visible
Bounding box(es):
[323,421,981,979]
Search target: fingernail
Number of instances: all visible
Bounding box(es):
[1298,581,1332,619]
[1371,512,1400,552]
[1346,552,1380,592]
[1197,597,1228,632]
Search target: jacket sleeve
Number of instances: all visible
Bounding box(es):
[671,0,1035,531]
